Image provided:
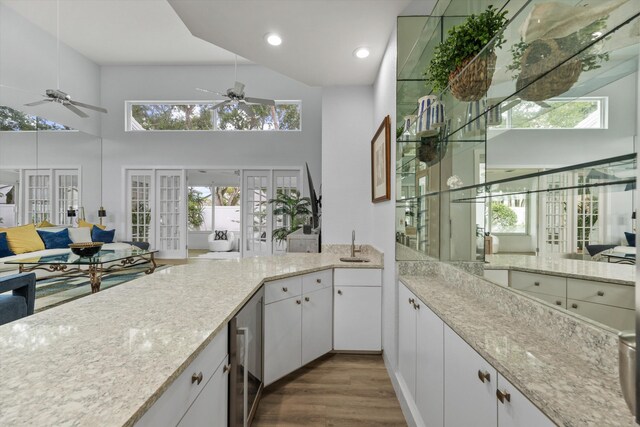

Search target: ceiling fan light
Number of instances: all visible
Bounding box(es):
[354,47,370,59]
[265,33,282,46]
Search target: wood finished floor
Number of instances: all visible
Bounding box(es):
[253,353,407,427]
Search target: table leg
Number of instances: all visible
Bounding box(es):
[89,264,102,293]
[145,253,157,275]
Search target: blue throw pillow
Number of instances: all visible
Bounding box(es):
[0,232,14,257]
[92,226,115,243]
[625,232,636,247]
[37,228,73,250]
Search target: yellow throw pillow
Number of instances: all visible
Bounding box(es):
[36,220,56,228]
[0,224,45,254]
[78,219,106,230]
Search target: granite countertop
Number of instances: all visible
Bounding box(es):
[485,254,635,286]
[400,274,634,427]
[0,250,382,427]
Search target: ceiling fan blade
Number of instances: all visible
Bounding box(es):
[245,97,276,106]
[63,103,89,118]
[69,100,108,114]
[234,81,245,95]
[24,99,52,107]
[213,100,231,110]
[536,101,551,109]
[237,102,254,116]
[196,87,225,96]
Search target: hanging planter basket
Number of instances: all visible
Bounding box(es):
[449,52,497,102]
[418,135,447,167]
[515,38,582,102]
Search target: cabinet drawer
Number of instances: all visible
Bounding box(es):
[334,268,381,287]
[525,291,566,309]
[510,271,566,298]
[135,327,228,427]
[567,299,634,331]
[265,276,302,304]
[302,269,333,293]
[567,278,634,310]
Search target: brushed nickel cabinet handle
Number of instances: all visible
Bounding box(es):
[191,372,203,385]
[409,298,415,305]
[597,291,605,296]
[496,389,511,403]
[316,278,321,283]
[296,299,301,304]
[337,290,342,295]
[305,297,310,302]
[571,303,578,309]
[222,364,231,373]
[282,287,288,292]
[534,281,540,286]
[477,370,491,383]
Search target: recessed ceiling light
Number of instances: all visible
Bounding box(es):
[265,33,282,46]
[354,47,370,59]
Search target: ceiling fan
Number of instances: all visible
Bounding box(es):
[196,55,275,114]
[22,0,108,118]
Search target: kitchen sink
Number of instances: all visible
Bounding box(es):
[339,257,370,263]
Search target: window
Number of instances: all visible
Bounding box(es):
[0,106,72,131]
[493,97,607,130]
[489,195,528,234]
[127,101,301,131]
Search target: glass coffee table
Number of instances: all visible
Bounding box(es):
[600,249,636,265]
[6,249,158,293]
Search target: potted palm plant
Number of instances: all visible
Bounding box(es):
[424,5,508,101]
[268,191,312,243]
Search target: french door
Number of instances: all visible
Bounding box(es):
[23,168,80,225]
[126,169,187,259]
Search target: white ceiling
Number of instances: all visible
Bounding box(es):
[0,0,250,65]
[168,0,413,86]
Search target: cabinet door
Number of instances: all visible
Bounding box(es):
[444,326,496,427]
[334,286,382,351]
[398,284,417,398]
[567,298,634,331]
[302,286,333,365]
[497,374,554,427]
[177,356,229,427]
[416,302,444,427]
[264,297,302,385]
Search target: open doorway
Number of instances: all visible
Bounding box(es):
[0,169,19,227]
[186,169,241,259]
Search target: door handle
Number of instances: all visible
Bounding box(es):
[534,281,540,286]
[305,297,310,302]
[191,372,203,385]
[477,370,491,383]
[413,302,420,310]
[337,290,342,295]
[316,278,322,283]
[597,290,605,296]
[282,287,288,292]
[222,363,231,374]
[496,389,511,403]
[409,298,415,305]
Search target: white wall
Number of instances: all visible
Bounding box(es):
[321,87,374,244]
[0,3,101,135]
[99,64,322,234]
[372,27,398,370]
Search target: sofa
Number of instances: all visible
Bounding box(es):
[0,273,36,325]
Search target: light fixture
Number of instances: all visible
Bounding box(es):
[354,47,370,59]
[265,33,282,46]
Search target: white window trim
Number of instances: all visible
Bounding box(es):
[124,100,302,132]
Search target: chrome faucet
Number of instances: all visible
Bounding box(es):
[351,230,361,258]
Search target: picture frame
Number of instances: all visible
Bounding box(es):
[371,115,391,203]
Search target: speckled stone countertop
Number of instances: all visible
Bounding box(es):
[400,274,634,427]
[0,250,382,427]
[486,254,635,286]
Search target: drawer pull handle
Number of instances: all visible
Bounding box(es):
[296,299,301,305]
[534,281,540,286]
[413,303,420,310]
[282,287,288,292]
[316,279,322,283]
[496,389,511,403]
[223,364,231,373]
[305,297,310,302]
[477,370,491,383]
[555,300,562,306]
[409,298,415,305]
[571,303,578,309]
[191,372,203,385]
[337,290,343,295]
[597,291,605,296]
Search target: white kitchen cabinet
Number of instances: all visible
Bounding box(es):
[302,286,333,365]
[334,285,382,351]
[333,268,382,351]
[510,271,566,298]
[484,269,509,287]
[497,375,554,427]
[398,284,417,398]
[177,356,229,427]
[567,298,634,331]
[415,298,444,427]
[135,328,228,427]
[264,296,302,385]
[444,326,497,427]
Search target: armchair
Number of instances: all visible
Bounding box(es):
[0,273,36,326]
[208,231,235,252]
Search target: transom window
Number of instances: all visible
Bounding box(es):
[126,101,301,131]
[0,106,72,131]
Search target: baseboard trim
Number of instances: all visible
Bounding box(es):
[382,352,423,427]
[330,349,382,355]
